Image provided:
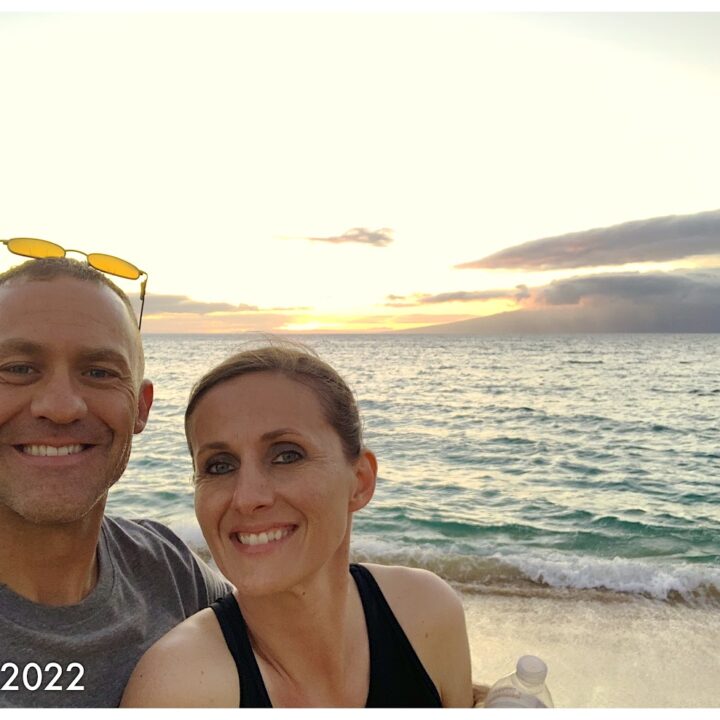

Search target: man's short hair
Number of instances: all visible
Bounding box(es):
[0,257,145,381]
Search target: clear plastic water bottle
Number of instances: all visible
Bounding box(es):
[484,655,554,708]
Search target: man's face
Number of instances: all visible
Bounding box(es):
[0,277,153,525]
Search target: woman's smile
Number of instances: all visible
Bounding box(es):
[229,524,298,554]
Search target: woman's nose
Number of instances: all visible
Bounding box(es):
[230,464,275,514]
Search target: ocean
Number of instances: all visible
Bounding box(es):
[107,333,720,707]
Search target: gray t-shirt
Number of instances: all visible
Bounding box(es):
[0,516,231,708]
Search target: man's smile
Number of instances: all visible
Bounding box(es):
[19,443,87,457]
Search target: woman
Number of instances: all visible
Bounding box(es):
[122,343,473,708]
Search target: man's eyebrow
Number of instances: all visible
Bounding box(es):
[0,339,44,356]
[0,340,132,372]
[76,348,133,372]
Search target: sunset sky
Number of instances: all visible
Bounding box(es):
[1,4,719,332]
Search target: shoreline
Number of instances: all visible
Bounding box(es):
[194,541,720,707]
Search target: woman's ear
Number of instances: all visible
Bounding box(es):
[349,449,377,512]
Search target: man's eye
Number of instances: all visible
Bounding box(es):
[272,449,303,465]
[85,368,115,379]
[1,364,35,375]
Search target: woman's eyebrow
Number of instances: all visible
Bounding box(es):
[196,441,232,454]
[194,430,304,455]
[261,428,302,442]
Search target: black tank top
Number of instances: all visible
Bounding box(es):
[210,563,442,707]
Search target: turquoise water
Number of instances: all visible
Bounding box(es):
[108,334,720,605]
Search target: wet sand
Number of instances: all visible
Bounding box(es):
[462,589,720,708]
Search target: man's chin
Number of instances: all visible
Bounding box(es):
[11,494,108,527]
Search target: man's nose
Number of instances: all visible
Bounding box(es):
[30,371,88,424]
[231,464,275,514]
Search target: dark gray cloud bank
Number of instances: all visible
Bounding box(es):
[537,269,720,306]
[386,286,529,307]
[457,209,720,270]
[305,227,394,247]
[402,269,720,334]
[143,294,259,315]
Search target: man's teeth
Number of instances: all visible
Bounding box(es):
[22,444,84,457]
[236,527,292,546]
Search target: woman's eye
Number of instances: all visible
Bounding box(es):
[206,460,235,475]
[272,449,303,465]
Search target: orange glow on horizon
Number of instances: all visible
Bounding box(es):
[140,305,500,334]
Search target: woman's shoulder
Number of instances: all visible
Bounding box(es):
[121,605,239,707]
[358,562,464,619]
[357,562,472,708]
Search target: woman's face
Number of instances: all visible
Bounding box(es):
[188,371,376,596]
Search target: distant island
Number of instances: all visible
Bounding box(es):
[401,303,720,334]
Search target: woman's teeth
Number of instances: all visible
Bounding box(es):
[235,527,292,546]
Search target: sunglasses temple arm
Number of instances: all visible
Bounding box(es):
[138,276,148,330]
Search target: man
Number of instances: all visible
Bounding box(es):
[0,256,230,707]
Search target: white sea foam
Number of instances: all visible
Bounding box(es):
[350,536,720,601]
[493,550,720,601]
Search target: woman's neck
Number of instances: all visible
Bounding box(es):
[235,555,370,707]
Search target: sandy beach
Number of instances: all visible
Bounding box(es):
[463,589,720,708]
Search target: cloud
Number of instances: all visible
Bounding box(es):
[419,286,530,304]
[304,227,394,247]
[394,314,476,325]
[143,312,299,334]
[143,294,258,315]
[384,285,529,307]
[535,269,720,306]
[402,269,720,334]
[267,306,312,311]
[456,208,720,270]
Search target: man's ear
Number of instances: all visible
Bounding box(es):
[134,379,154,434]
[349,449,377,513]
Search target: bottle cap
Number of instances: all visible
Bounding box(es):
[516,655,548,685]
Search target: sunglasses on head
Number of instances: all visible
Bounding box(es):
[1,237,148,329]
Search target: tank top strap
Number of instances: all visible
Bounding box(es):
[210,593,273,707]
[349,563,442,707]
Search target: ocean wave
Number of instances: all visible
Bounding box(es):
[496,551,720,603]
[688,388,720,396]
[349,538,720,605]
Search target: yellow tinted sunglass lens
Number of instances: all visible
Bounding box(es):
[87,253,141,280]
[7,237,65,258]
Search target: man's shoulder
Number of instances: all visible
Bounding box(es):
[101,516,210,583]
[102,515,192,552]
[101,515,231,603]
